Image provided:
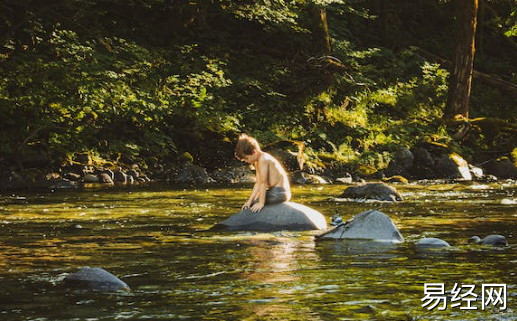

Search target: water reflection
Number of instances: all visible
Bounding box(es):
[238,235,323,320]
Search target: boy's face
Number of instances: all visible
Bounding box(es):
[239,151,258,164]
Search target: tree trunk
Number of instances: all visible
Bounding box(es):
[309,5,331,55]
[444,0,479,119]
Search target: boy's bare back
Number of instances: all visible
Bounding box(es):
[256,152,290,191]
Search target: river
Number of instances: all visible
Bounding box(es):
[0,182,515,320]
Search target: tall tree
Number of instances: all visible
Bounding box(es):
[444,0,479,119]
[309,4,332,55]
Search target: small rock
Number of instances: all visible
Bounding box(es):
[469,235,508,247]
[99,173,114,184]
[114,171,128,183]
[416,237,451,248]
[335,173,353,184]
[469,165,484,180]
[101,169,114,180]
[339,183,403,202]
[64,267,129,292]
[83,174,100,183]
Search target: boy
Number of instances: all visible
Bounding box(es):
[235,134,291,212]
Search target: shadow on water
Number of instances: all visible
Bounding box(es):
[0,182,515,320]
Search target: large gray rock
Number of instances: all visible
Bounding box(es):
[386,147,414,177]
[212,202,327,231]
[339,183,402,202]
[316,210,404,243]
[64,267,129,292]
[434,153,472,180]
[484,158,517,179]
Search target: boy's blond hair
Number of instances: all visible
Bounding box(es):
[235,134,261,160]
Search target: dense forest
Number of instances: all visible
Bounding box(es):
[1,0,516,185]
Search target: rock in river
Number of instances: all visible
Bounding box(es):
[316,210,404,243]
[212,202,327,231]
[339,183,403,202]
[64,267,129,292]
[469,235,508,247]
[416,237,451,248]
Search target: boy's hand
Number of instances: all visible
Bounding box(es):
[250,203,264,213]
[242,201,252,210]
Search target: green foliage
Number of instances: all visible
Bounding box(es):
[503,6,517,37]
[0,0,514,172]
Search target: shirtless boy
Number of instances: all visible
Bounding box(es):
[235,134,291,213]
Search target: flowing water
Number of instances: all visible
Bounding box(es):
[0,182,516,321]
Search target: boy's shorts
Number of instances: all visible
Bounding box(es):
[251,186,290,205]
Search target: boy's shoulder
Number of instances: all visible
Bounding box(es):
[261,152,277,162]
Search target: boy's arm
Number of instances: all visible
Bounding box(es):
[243,182,259,207]
[251,160,269,212]
[242,163,260,209]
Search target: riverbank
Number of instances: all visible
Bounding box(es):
[2,141,515,191]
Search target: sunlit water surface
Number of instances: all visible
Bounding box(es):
[0,183,516,321]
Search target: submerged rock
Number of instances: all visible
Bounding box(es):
[64,267,129,292]
[316,210,404,243]
[469,235,508,247]
[416,237,451,248]
[339,183,403,202]
[212,202,327,231]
